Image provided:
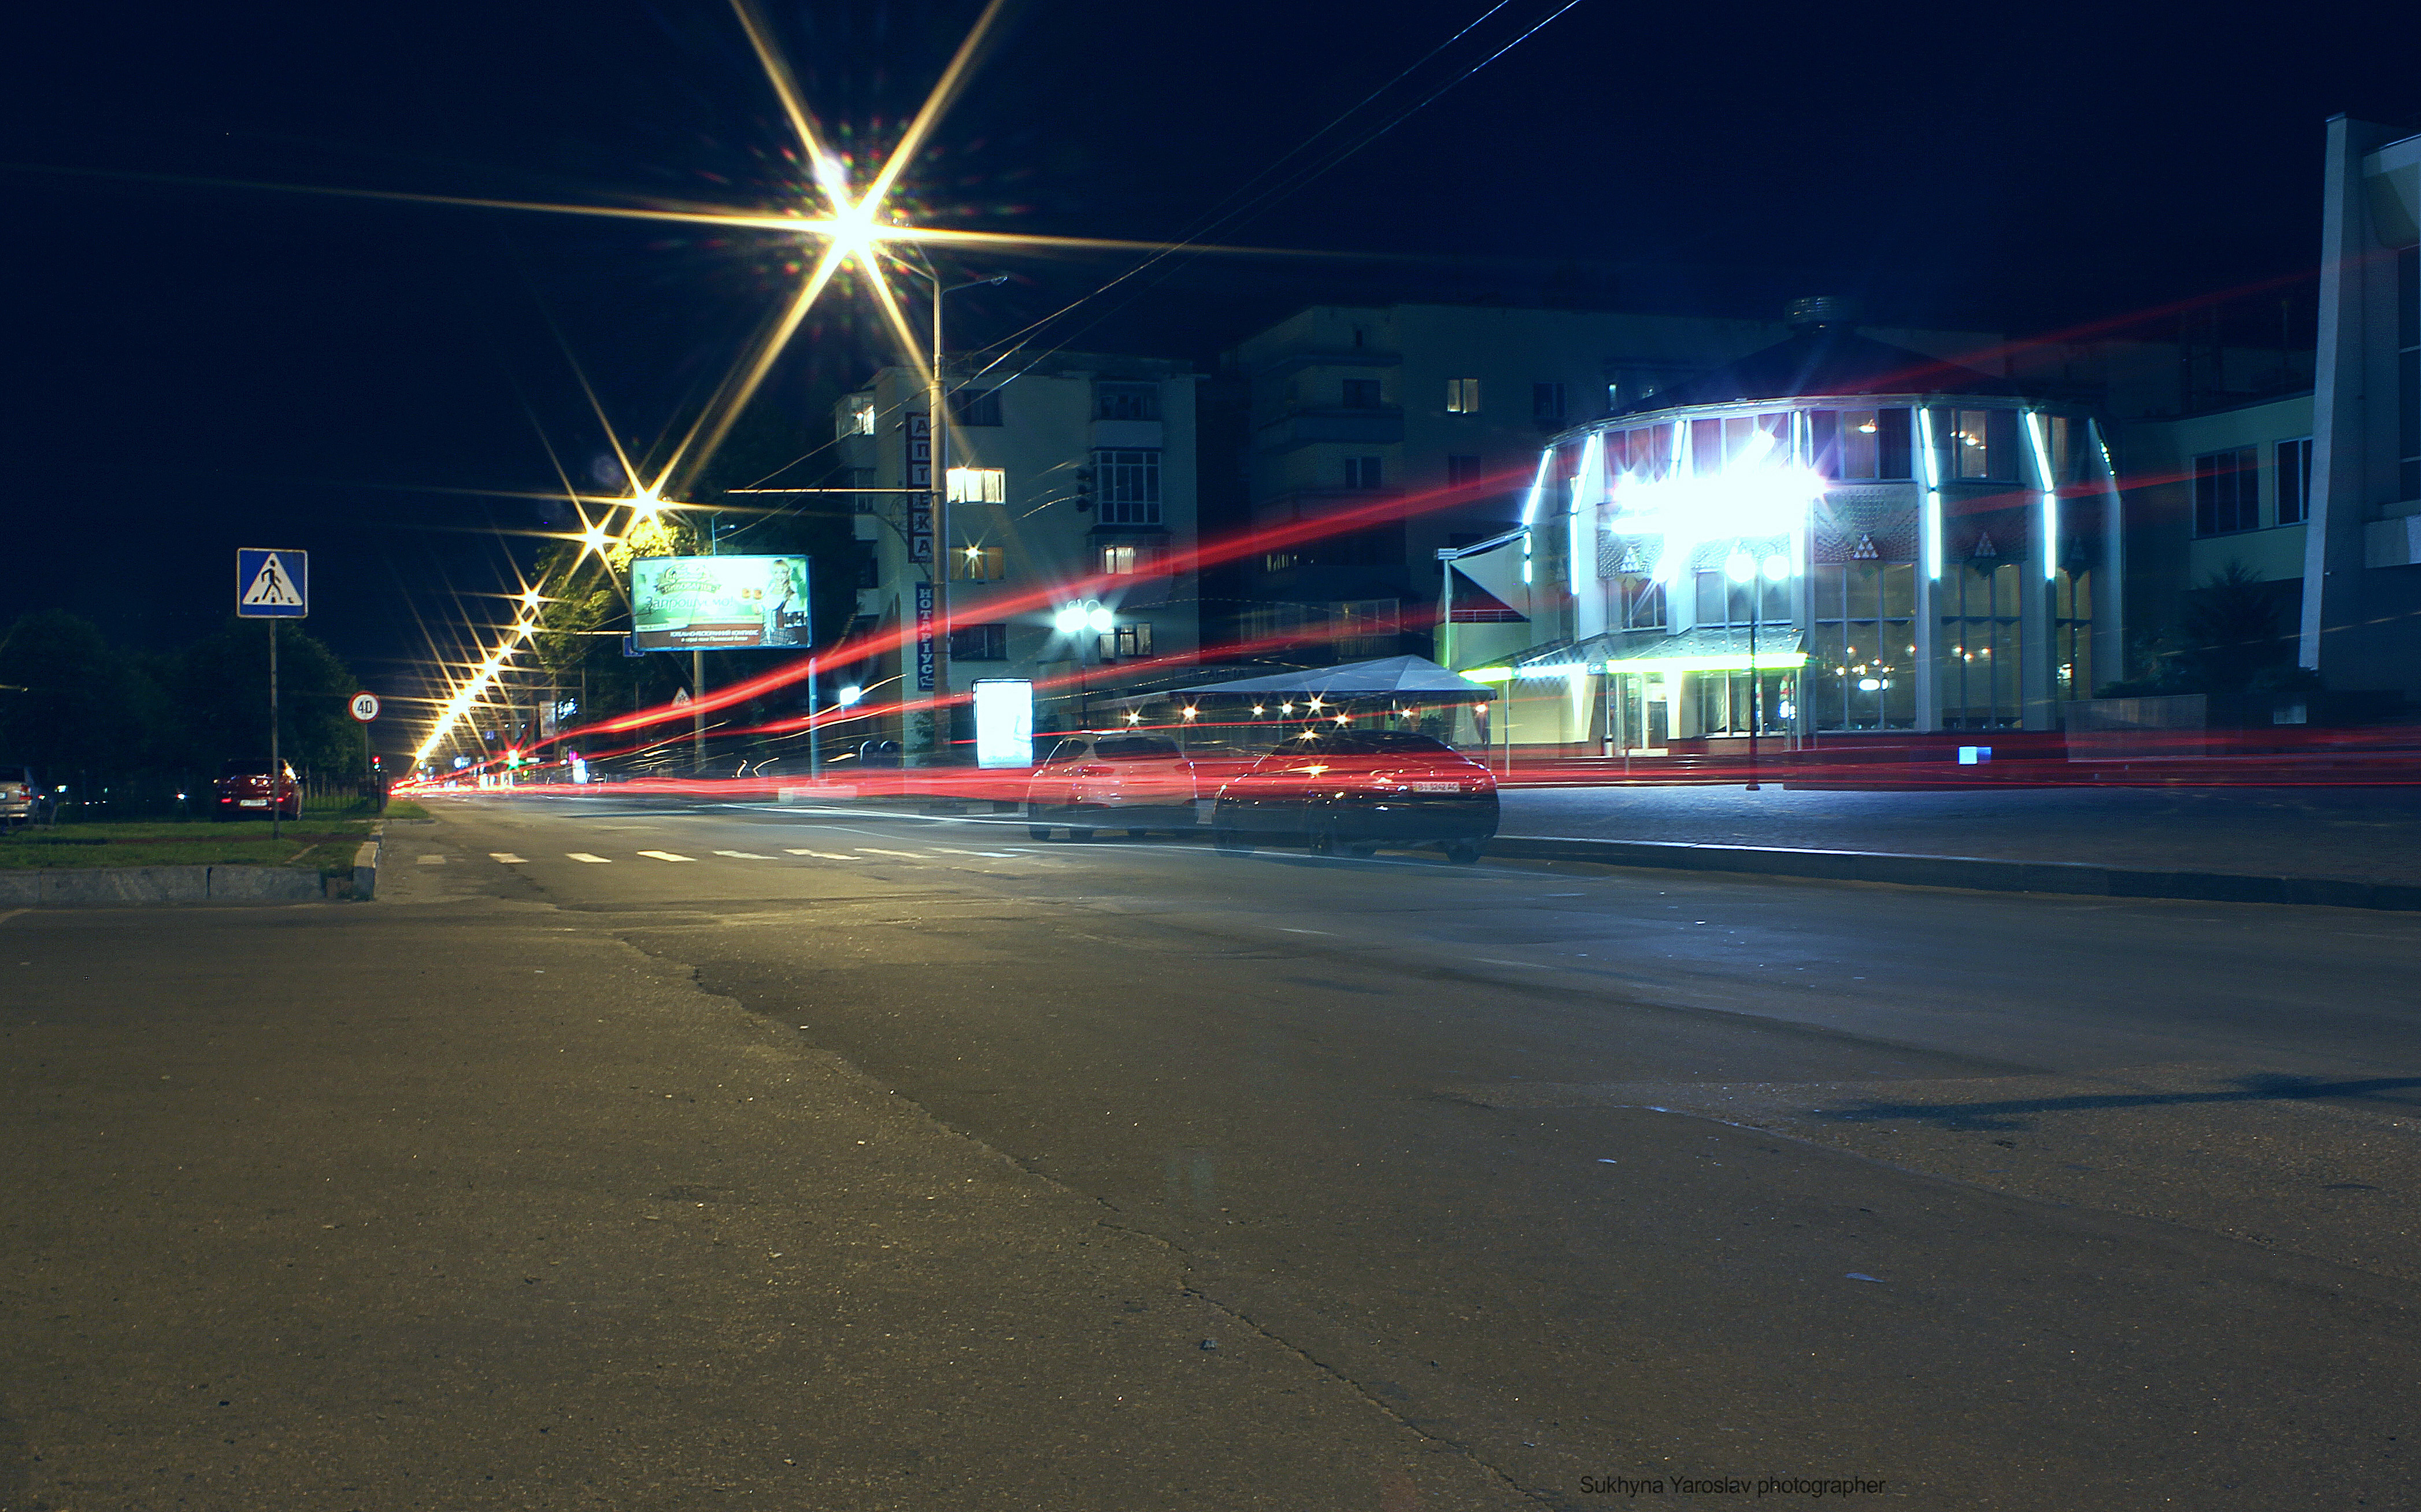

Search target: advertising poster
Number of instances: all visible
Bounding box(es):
[972,680,1034,768]
[630,555,810,650]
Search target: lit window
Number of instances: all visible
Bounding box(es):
[1950,409,2015,481]
[1446,377,1480,414]
[949,545,1006,581]
[1815,409,1913,480]
[843,402,876,437]
[946,467,1005,504]
[1100,543,1164,576]
[1101,622,1154,660]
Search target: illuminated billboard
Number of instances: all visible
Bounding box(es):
[971,679,1034,768]
[630,555,810,650]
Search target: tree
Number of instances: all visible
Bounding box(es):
[169,618,367,779]
[0,610,148,790]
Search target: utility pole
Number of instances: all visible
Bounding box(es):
[693,512,715,773]
[901,262,1005,766]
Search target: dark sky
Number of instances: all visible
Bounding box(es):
[6,0,2416,714]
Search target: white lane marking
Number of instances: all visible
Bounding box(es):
[785,849,860,860]
[1476,957,1547,968]
[417,855,446,865]
[713,850,775,859]
[1279,927,1331,935]
[567,853,613,864]
[636,850,694,862]
[857,848,928,859]
[490,853,528,864]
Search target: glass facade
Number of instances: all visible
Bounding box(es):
[1491,394,2115,744]
[1809,563,1917,730]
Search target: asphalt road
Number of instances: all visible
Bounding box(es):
[6,793,2418,1509]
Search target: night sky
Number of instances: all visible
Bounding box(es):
[7,0,2415,717]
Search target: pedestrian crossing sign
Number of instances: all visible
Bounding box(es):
[236,548,308,618]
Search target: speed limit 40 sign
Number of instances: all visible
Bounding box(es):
[349,691,380,722]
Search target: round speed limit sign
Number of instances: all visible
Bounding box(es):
[349,691,381,722]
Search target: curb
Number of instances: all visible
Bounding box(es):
[350,820,385,901]
[0,864,335,905]
[1487,835,2421,913]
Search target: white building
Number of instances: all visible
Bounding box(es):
[2302,114,2421,696]
[830,353,1201,754]
[1437,306,2124,751]
[1225,302,2004,665]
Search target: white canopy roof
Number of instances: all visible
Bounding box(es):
[1154,655,1493,698]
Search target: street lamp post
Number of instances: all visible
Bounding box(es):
[1056,601,1113,729]
[893,260,1006,766]
[1726,549,1792,791]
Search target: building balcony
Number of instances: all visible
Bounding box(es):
[1252,405,1405,451]
[1247,347,1403,379]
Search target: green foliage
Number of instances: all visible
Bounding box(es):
[0,610,368,814]
[2098,563,2299,698]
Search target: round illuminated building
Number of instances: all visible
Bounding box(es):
[1440,301,2123,751]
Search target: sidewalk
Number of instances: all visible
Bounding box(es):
[1495,784,2421,903]
[0,867,1522,1509]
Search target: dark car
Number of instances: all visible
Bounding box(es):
[213,759,300,821]
[0,764,40,831]
[1209,729,1498,862]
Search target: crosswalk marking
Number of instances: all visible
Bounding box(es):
[786,848,859,859]
[713,850,774,859]
[636,850,693,862]
[417,854,446,865]
[490,853,528,864]
[931,847,1023,859]
[857,847,928,859]
[567,853,612,864]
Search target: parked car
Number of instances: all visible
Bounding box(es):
[1025,732,1206,839]
[213,759,300,821]
[0,765,40,831]
[1209,729,1498,862]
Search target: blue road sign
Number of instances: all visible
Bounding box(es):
[236,548,309,618]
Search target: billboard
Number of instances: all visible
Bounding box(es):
[630,555,810,650]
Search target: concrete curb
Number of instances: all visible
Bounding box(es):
[1487,835,2421,913]
[0,864,336,905]
[352,822,384,901]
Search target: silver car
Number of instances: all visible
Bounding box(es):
[0,765,40,831]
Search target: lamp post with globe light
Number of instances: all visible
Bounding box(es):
[1054,600,1116,729]
[1726,549,1793,790]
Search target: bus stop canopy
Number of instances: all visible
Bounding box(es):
[1150,655,1494,699]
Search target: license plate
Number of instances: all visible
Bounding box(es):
[1411,781,1461,793]
[239,798,269,807]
